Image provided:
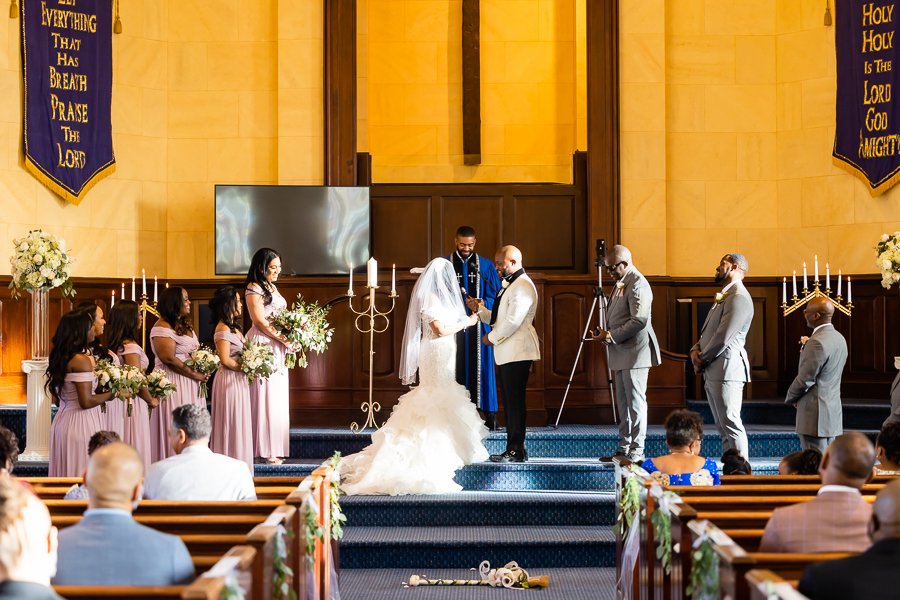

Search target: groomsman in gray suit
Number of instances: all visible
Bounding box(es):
[786,297,848,452]
[883,359,900,427]
[690,254,754,459]
[592,245,660,463]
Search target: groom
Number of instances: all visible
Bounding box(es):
[466,246,540,463]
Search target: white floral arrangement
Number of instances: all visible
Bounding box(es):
[8,229,74,298]
[237,338,276,385]
[876,232,900,289]
[146,369,177,403]
[94,360,144,415]
[183,346,220,398]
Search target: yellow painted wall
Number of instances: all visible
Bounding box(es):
[621,0,900,277]
[0,0,324,280]
[367,0,578,183]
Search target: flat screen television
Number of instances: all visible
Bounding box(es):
[215,185,370,276]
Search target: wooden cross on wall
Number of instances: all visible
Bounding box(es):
[462,0,481,165]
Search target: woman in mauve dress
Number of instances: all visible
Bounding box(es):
[210,286,254,472]
[48,311,119,477]
[149,286,208,462]
[244,248,294,464]
[106,299,158,471]
[77,302,125,438]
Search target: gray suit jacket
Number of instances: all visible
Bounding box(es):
[786,323,848,437]
[53,509,196,586]
[691,281,754,382]
[606,268,661,371]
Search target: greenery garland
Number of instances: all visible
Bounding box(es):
[221,580,246,600]
[686,535,719,599]
[615,465,643,535]
[325,451,347,540]
[273,527,297,600]
[650,490,680,576]
[304,502,326,573]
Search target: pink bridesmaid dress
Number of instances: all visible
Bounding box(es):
[246,284,290,458]
[117,343,153,471]
[49,368,105,477]
[98,350,125,439]
[149,327,201,462]
[211,330,254,472]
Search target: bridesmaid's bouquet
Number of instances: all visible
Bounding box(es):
[146,369,177,406]
[183,346,220,399]
[237,338,277,385]
[268,295,335,369]
[94,360,146,415]
[118,365,148,417]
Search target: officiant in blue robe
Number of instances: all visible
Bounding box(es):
[447,226,501,430]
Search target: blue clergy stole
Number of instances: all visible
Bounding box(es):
[448,252,500,412]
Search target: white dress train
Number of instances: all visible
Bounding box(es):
[340,319,490,495]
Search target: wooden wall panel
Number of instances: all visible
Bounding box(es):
[439,196,502,257]
[371,197,431,269]
[515,195,579,271]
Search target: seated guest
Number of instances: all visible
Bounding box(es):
[778,448,823,475]
[799,478,900,600]
[53,443,195,586]
[759,432,875,553]
[63,430,121,500]
[144,405,256,501]
[0,478,63,600]
[875,422,900,475]
[641,410,720,486]
[721,448,752,475]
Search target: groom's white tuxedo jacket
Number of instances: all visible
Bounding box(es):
[476,273,541,365]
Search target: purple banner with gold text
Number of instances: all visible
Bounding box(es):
[21,0,115,206]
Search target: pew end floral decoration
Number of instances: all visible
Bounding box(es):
[9,229,75,298]
[183,346,220,398]
[325,452,347,540]
[876,232,900,289]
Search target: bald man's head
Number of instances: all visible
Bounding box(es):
[871,479,900,542]
[85,443,144,511]
[820,432,876,488]
[604,245,633,281]
[610,245,632,263]
[804,297,835,328]
[495,246,523,278]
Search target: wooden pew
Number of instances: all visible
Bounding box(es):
[24,477,302,501]
[746,569,809,600]
[286,465,336,600]
[53,545,256,600]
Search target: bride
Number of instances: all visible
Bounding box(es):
[340,258,490,495]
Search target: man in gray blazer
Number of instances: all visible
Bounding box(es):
[53,443,196,586]
[883,358,900,427]
[592,245,661,462]
[786,297,848,452]
[690,254,754,459]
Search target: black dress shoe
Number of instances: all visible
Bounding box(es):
[490,449,527,463]
[484,412,500,431]
[599,452,629,463]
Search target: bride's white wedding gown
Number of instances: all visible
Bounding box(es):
[340,317,490,495]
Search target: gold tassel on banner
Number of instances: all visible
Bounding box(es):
[824,0,833,26]
[9,0,17,19]
[113,0,122,33]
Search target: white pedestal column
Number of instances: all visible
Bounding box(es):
[19,360,50,462]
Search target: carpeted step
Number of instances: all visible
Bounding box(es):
[340,525,615,569]
[341,491,615,527]
[339,567,617,599]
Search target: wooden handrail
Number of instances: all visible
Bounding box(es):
[746,569,809,600]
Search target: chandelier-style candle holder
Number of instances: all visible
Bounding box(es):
[781,255,852,317]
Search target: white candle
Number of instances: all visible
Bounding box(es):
[792,270,797,297]
[838,270,842,296]
[826,263,830,289]
[166,283,169,289]
[367,257,378,287]
[783,278,787,304]
[131,277,135,301]
[349,262,353,294]
[121,283,125,300]
[154,276,158,302]
[814,255,819,282]
[392,264,396,293]
[111,290,115,308]
[803,262,808,289]
[847,277,852,303]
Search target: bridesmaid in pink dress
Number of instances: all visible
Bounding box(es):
[77,302,125,438]
[48,311,119,477]
[244,248,294,464]
[149,286,208,462]
[210,286,254,472]
[106,299,159,471]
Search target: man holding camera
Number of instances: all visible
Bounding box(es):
[592,245,660,463]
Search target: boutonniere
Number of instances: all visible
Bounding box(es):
[616,281,625,290]
[501,280,509,289]
[799,336,809,352]
[714,292,729,304]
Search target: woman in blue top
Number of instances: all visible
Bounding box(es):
[641,410,720,486]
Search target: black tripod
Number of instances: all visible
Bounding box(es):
[552,239,617,428]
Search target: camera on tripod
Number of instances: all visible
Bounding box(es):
[594,239,606,269]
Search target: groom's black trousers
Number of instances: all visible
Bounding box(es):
[498,360,532,451]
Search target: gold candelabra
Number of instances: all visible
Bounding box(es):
[782,279,852,317]
[348,284,398,434]
[138,294,160,348]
